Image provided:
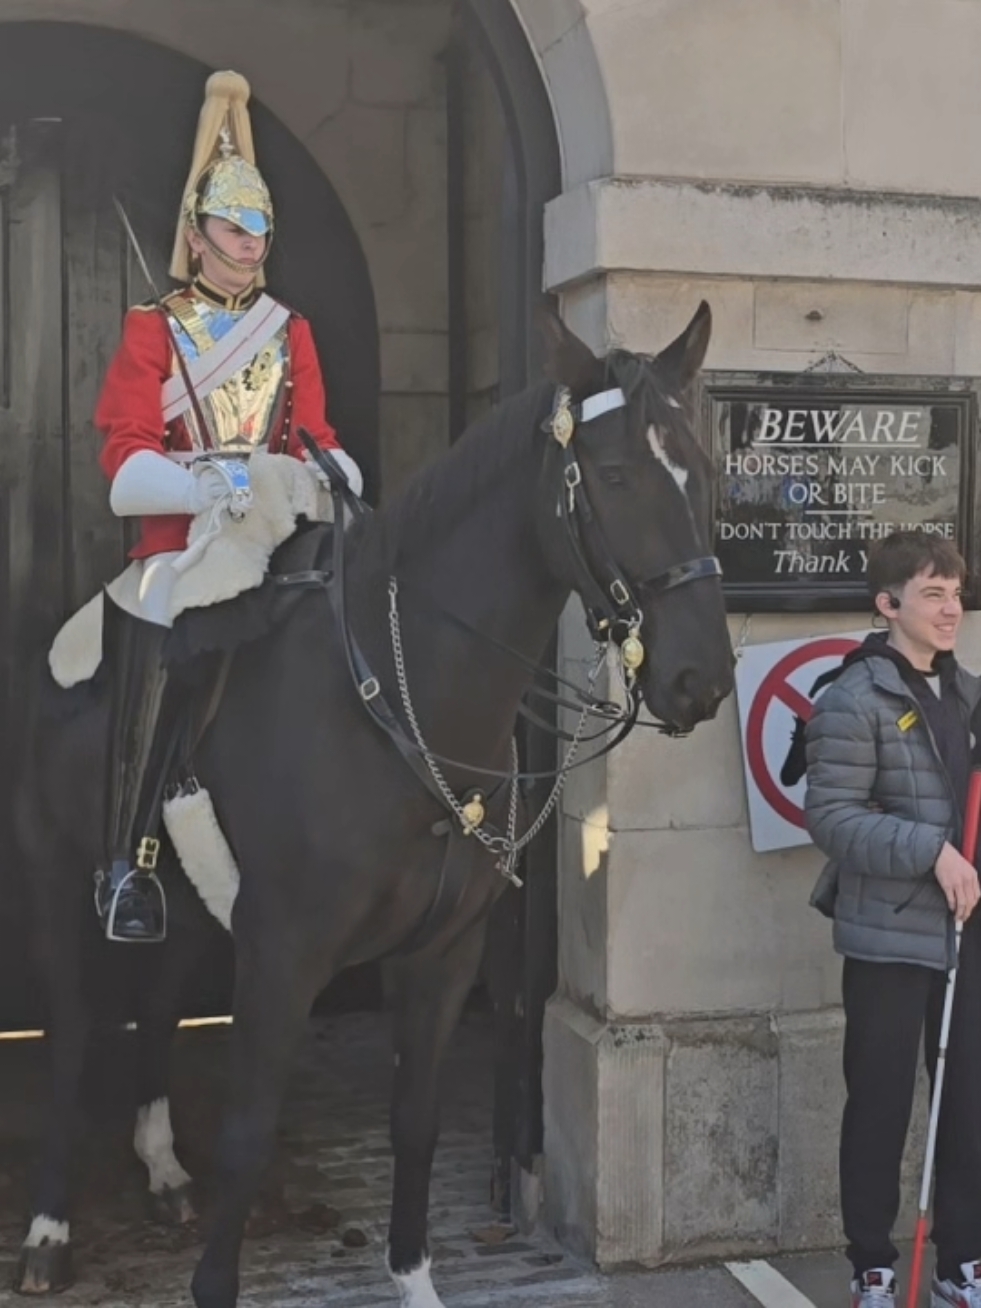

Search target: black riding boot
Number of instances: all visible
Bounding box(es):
[95,595,170,943]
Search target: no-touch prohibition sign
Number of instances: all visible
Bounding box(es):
[743,636,862,837]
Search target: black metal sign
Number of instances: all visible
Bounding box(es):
[702,374,977,611]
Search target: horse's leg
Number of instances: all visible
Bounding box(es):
[134,892,211,1226]
[15,870,90,1295]
[387,915,489,1308]
[190,942,313,1308]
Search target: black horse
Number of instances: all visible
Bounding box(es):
[14,306,733,1305]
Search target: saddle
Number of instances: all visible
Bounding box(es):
[162,519,334,668]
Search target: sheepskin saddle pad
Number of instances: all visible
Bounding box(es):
[49,451,332,689]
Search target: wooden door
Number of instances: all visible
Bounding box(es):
[0,117,135,1025]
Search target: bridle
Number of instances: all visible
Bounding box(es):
[546,383,722,680]
[286,384,722,876]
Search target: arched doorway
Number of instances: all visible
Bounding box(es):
[0,0,564,1251]
[0,21,379,1025]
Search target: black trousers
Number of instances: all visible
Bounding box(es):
[841,915,981,1281]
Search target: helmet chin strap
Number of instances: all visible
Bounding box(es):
[191,219,273,277]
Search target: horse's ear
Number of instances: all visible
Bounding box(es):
[536,302,605,400]
[652,301,712,392]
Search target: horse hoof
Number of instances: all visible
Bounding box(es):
[148,1183,198,1227]
[12,1243,74,1295]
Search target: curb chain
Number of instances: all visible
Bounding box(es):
[388,577,602,885]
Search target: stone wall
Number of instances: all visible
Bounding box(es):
[544,279,981,1262]
[532,0,981,1268]
[514,0,981,198]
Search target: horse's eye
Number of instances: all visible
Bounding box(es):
[599,467,625,487]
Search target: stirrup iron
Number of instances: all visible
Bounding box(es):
[95,864,167,944]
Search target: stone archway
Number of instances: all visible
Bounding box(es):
[508,0,614,188]
[0,10,572,1220]
[0,21,379,1024]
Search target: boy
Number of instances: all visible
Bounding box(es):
[806,530,981,1308]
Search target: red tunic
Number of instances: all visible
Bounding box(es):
[96,304,343,558]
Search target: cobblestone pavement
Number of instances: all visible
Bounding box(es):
[0,1009,876,1308]
[0,1009,623,1306]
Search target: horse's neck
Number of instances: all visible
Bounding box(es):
[413,483,564,648]
[358,448,569,764]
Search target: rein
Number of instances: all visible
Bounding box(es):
[291,433,640,782]
[290,391,721,871]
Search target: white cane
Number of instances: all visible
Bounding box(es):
[906,768,981,1308]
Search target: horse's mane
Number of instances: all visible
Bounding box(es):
[351,352,710,579]
[354,379,555,577]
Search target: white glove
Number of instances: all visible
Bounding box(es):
[302,448,364,498]
[110,450,234,517]
[186,462,232,515]
[303,450,332,489]
[110,450,196,517]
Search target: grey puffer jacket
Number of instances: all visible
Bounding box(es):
[805,648,981,971]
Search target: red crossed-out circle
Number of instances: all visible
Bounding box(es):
[745,638,861,829]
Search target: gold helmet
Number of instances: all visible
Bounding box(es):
[170,70,274,284]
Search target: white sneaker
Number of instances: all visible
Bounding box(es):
[852,1268,897,1308]
[931,1261,981,1308]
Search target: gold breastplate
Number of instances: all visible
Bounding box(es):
[166,292,289,453]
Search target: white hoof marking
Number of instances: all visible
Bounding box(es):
[134,1098,193,1195]
[388,1254,446,1307]
[24,1215,70,1248]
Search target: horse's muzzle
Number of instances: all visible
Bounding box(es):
[646,667,730,736]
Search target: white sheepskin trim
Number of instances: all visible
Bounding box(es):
[48,452,332,689]
[48,562,144,689]
[49,593,104,689]
[162,788,239,931]
[168,450,330,614]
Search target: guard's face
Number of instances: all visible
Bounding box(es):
[877,568,964,659]
[186,217,267,291]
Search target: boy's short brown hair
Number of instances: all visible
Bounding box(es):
[866,530,965,599]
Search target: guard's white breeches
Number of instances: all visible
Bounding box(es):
[134,552,182,628]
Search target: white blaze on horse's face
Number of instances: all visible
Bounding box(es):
[646,424,690,499]
[388,1255,446,1308]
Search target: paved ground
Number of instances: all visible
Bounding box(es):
[0,1010,934,1307]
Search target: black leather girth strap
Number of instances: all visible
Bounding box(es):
[389,825,484,957]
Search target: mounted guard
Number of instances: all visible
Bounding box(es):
[91,70,362,943]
